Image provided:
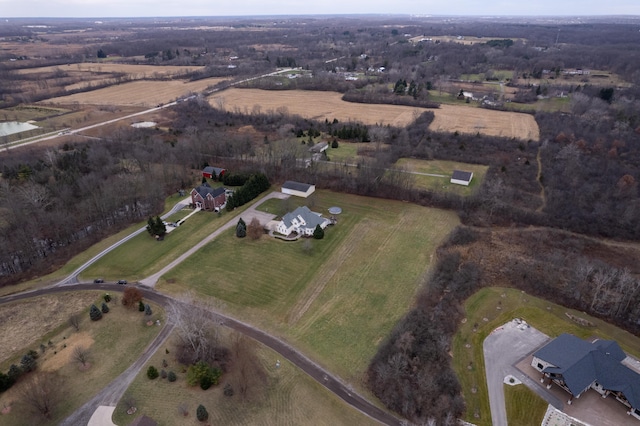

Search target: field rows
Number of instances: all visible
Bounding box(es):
[211,88,540,140]
[41,77,226,107]
[16,63,203,77]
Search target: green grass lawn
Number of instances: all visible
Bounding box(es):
[453,287,640,426]
[113,330,378,426]
[395,158,488,196]
[0,292,163,426]
[158,191,459,385]
[505,384,548,426]
[80,190,270,281]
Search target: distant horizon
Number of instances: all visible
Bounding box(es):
[1,0,640,20]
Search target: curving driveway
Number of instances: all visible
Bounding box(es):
[1,284,401,426]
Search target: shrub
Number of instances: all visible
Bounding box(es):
[196,404,209,422]
[138,301,145,312]
[144,304,152,316]
[7,364,21,381]
[186,361,221,388]
[89,304,102,321]
[0,371,15,392]
[103,294,111,303]
[167,371,177,382]
[223,383,234,397]
[101,302,109,313]
[147,366,159,380]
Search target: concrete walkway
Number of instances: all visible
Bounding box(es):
[139,191,289,287]
[87,406,116,426]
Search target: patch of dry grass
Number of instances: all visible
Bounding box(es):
[210,88,539,140]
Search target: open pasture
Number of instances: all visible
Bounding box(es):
[395,158,488,195]
[42,77,226,107]
[211,88,539,140]
[158,191,459,381]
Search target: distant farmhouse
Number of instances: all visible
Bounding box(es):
[532,333,640,420]
[191,182,226,211]
[202,166,226,180]
[281,181,316,198]
[308,141,328,154]
[276,206,330,236]
[450,170,474,186]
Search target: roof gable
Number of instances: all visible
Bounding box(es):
[282,181,313,192]
[535,334,640,407]
[195,184,225,198]
[281,206,326,229]
[451,170,473,182]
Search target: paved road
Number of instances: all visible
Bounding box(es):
[1,284,401,426]
[58,196,192,286]
[483,319,553,426]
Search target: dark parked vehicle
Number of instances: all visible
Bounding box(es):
[117,280,127,285]
[94,278,104,283]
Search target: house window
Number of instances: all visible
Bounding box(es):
[537,363,543,369]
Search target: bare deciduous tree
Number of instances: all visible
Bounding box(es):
[19,372,60,420]
[230,334,267,401]
[69,314,80,331]
[73,346,90,367]
[247,217,263,240]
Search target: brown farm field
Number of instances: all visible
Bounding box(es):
[41,78,226,107]
[432,104,539,140]
[15,63,203,78]
[211,88,539,140]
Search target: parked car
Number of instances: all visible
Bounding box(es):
[117,280,127,285]
[93,278,104,283]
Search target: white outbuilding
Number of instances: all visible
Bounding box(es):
[450,170,474,186]
[281,181,316,198]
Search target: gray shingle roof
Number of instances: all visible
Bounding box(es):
[281,206,326,230]
[282,181,313,192]
[195,183,225,198]
[451,170,473,182]
[534,333,640,408]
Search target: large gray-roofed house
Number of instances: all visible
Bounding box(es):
[276,206,329,236]
[532,333,640,419]
[281,181,316,198]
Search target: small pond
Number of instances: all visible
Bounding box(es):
[0,121,39,137]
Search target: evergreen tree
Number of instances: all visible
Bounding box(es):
[167,371,177,382]
[20,354,36,373]
[145,304,152,316]
[313,224,325,240]
[138,301,145,312]
[101,302,109,313]
[196,404,209,422]
[236,218,247,238]
[89,304,103,321]
[7,364,21,382]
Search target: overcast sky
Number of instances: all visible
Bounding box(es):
[1,0,640,19]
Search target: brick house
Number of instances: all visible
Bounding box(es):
[191,183,226,211]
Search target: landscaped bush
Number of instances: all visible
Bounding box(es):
[167,371,177,382]
[186,361,222,389]
[196,404,209,422]
[103,294,111,303]
[101,302,109,313]
[138,301,145,312]
[313,224,324,239]
[89,304,102,321]
[223,383,234,397]
[144,304,152,316]
[147,366,159,380]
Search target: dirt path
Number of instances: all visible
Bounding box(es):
[0,284,402,426]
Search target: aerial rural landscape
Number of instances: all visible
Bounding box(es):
[1,9,640,426]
